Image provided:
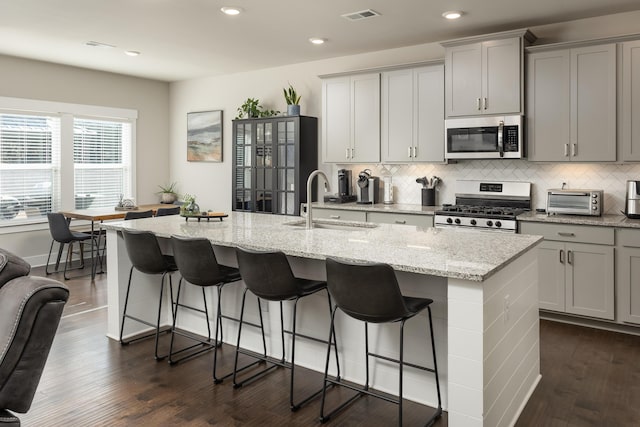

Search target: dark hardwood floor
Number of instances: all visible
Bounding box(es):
[18,266,640,426]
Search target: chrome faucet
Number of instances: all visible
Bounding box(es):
[305,170,332,229]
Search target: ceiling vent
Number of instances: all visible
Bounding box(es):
[341,9,381,21]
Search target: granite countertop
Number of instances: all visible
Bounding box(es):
[103,212,541,282]
[312,202,440,215]
[517,212,640,228]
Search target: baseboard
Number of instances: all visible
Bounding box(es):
[507,373,541,427]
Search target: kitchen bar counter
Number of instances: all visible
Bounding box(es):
[102,212,542,427]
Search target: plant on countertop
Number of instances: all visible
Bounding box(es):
[157,182,179,204]
[235,98,280,119]
[181,193,200,215]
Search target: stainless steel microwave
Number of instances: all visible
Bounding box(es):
[547,189,603,216]
[445,115,524,160]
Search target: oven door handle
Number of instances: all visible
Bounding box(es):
[497,120,504,158]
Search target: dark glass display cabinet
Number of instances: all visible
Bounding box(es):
[232,116,318,216]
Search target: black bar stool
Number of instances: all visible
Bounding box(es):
[45,212,96,280]
[234,247,340,411]
[320,257,442,426]
[167,236,243,377]
[119,229,177,360]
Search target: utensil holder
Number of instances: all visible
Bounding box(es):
[422,188,436,206]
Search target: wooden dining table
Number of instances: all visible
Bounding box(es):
[60,204,174,281]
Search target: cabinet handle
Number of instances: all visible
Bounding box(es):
[483,97,487,110]
[571,143,577,157]
[395,220,407,224]
[408,146,412,158]
[564,144,569,157]
[330,215,341,219]
[413,146,418,158]
[559,249,565,264]
[558,232,575,237]
[567,250,573,265]
[476,98,481,110]
[351,148,355,159]
[345,148,350,160]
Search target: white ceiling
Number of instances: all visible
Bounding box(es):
[2,0,640,82]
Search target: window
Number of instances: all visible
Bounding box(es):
[0,97,136,228]
[74,118,132,209]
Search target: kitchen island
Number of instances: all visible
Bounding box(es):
[102,212,542,427]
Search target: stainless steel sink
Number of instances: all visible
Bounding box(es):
[284,219,378,231]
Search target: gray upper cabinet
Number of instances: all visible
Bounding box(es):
[381,64,444,163]
[622,40,640,161]
[443,30,534,118]
[322,73,380,163]
[527,43,617,161]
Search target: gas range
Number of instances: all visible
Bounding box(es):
[434,180,531,233]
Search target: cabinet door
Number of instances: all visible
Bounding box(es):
[570,44,617,162]
[445,43,482,117]
[233,121,254,211]
[367,211,432,227]
[482,37,521,115]
[381,69,414,162]
[254,121,274,213]
[537,240,566,312]
[312,208,366,222]
[351,73,381,163]
[323,77,351,162]
[618,246,640,324]
[414,65,445,162]
[565,243,615,320]
[622,40,640,161]
[526,50,571,161]
[275,120,297,215]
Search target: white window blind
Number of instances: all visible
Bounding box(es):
[0,113,61,224]
[74,118,132,209]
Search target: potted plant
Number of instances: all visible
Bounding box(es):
[181,193,200,215]
[283,84,301,116]
[157,182,179,204]
[235,98,280,119]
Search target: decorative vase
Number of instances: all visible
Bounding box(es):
[161,192,177,204]
[184,200,200,215]
[287,104,300,116]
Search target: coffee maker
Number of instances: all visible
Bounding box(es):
[356,169,380,204]
[324,169,356,203]
[624,180,640,219]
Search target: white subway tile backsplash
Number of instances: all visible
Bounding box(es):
[335,161,640,214]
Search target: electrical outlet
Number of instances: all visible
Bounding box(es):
[503,295,510,323]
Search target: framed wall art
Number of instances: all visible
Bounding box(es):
[187,110,223,162]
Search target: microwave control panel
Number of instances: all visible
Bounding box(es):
[504,125,519,152]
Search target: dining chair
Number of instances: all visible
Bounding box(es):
[45,212,96,280]
[155,206,181,216]
[124,210,153,220]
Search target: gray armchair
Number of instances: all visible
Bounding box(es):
[0,249,69,426]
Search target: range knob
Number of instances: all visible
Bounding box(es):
[454,218,461,224]
[470,219,477,226]
[495,221,502,228]
[486,220,493,227]
[446,217,453,224]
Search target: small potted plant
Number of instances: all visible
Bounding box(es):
[181,193,200,215]
[157,182,178,204]
[283,84,301,116]
[236,98,280,119]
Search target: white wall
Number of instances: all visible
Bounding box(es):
[0,55,170,261]
[169,10,640,214]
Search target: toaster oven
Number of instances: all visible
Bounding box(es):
[546,189,603,216]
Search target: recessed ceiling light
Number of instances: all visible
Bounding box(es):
[442,11,463,20]
[221,6,243,16]
[124,50,140,57]
[309,38,326,45]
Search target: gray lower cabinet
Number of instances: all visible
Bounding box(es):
[520,222,615,320]
[616,228,640,324]
[367,211,433,227]
[312,208,366,222]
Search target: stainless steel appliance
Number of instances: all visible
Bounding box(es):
[547,189,603,217]
[624,180,640,219]
[356,169,379,205]
[445,115,524,160]
[434,180,531,233]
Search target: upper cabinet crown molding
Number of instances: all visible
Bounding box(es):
[317,59,444,80]
[440,28,537,48]
[526,32,640,53]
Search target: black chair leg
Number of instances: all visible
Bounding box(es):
[426,306,443,426]
[119,266,135,344]
[44,240,57,275]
